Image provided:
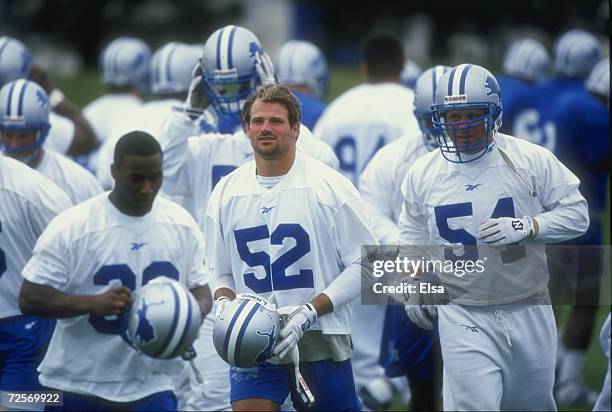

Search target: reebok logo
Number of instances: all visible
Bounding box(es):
[131,242,147,251]
[261,207,276,215]
[465,184,482,191]
[460,324,479,332]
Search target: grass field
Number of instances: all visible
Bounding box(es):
[52,66,610,411]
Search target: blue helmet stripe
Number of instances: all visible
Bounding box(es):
[447,67,458,95]
[0,38,9,66]
[215,30,223,70]
[458,64,472,94]
[234,303,260,365]
[174,284,193,357]
[17,81,28,116]
[153,282,181,358]
[222,299,249,361]
[6,81,16,116]
[431,67,437,103]
[227,26,237,70]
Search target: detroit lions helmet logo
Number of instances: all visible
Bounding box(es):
[249,41,263,58]
[484,76,501,101]
[36,90,48,108]
[134,298,165,345]
[254,324,277,364]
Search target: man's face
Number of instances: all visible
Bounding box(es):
[1,130,39,161]
[443,108,489,154]
[245,100,299,160]
[111,154,163,216]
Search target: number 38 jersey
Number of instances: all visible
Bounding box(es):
[21,193,208,402]
[399,133,588,305]
[204,153,378,334]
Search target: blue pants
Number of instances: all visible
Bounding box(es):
[0,316,55,391]
[230,359,361,410]
[45,390,176,411]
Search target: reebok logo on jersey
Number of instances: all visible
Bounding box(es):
[511,220,524,231]
[24,320,38,330]
[131,242,147,251]
[261,206,276,215]
[460,324,479,332]
[465,184,482,191]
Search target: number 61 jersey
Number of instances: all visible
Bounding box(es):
[21,193,208,402]
[399,133,588,305]
[204,153,378,334]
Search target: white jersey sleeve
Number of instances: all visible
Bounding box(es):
[45,112,75,154]
[0,156,72,318]
[296,124,339,170]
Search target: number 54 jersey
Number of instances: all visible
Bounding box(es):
[204,153,378,334]
[399,133,588,305]
[21,193,208,402]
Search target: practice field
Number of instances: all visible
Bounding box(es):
[52,66,610,411]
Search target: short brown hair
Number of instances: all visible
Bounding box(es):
[241,84,302,128]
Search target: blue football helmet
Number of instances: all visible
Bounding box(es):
[121,276,203,359]
[212,293,280,368]
[150,42,201,95]
[201,25,264,116]
[275,40,329,98]
[100,37,152,88]
[553,30,601,79]
[585,57,609,101]
[502,38,550,82]
[431,64,502,163]
[413,65,451,151]
[0,79,50,160]
[0,36,32,87]
[400,59,423,89]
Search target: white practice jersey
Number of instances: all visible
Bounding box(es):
[37,149,103,204]
[0,156,71,318]
[314,83,419,186]
[161,111,339,229]
[44,112,75,155]
[204,152,377,334]
[359,131,430,245]
[399,133,588,305]
[21,193,208,401]
[96,98,181,188]
[84,93,142,146]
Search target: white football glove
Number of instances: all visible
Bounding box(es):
[477,216,534,247]
[254,51,276,85]
[404,289,437,330]
[273,304,317,360]
[181,58,210,117]
[215,296,231,319]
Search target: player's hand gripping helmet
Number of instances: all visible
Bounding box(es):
[213,293,281,368]
[0,36,32,87]
[0,79,50,160]
[201,25,266,116]
[413,65,451,151]
[100,37,151,89]
[502,38,550,83]
[275,40,329,98]
[553,29,601,79]
[431,64,502,163]
[120,276,203,359]
[150,42,201,95]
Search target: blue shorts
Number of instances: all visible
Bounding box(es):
[230,359,361,410]
[0,315,55,391]
[45,390,176,411]
[379,305,436,381]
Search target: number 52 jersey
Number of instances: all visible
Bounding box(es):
[204,153,378,334]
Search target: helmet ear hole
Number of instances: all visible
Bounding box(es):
[213,294,281,368]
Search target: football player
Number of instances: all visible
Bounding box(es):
[496,37,550,135]
[0,152,71,410]
[81,37,151,172]
[314,31,419,186]
[0,79,103,204]
[19,131,212,411]
[206,83,378,411]
[0,36,97,157]
[96,41,203,189]
[399,64,588,410]
[275,40,328,129]
[158,25,338,411]
[358,65,450,411]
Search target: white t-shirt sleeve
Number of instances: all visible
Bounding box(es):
[185,221,210,290]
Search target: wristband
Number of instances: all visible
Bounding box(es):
[48,89,65,109]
